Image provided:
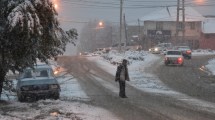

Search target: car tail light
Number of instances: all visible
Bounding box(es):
[178,57,183,63]
[186,50,191,54]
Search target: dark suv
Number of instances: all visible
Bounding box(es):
[174,46,192,59]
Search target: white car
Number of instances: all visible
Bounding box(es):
[164,50,184,66]
[149,46,162,54]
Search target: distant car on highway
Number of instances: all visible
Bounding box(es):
[16,64,60,102]
[164,50,184,66]
[174,46,192,59]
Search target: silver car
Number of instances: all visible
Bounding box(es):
[164,50,184,66]
[16,64,60,102]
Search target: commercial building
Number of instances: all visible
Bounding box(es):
[140,7,204,49]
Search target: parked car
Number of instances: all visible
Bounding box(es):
[164,50,184,66]
[16,64,60,102]
[174,46,192,59]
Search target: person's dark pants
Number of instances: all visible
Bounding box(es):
[119,80,126,97]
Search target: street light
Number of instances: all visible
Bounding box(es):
[99,21,103,27]
[97,21,104,29]
[194,0,205,5]
[54,4,58,9]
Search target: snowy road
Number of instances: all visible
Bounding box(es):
[156,55,215,103]
[57,55,215,120]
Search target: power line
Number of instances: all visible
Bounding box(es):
[60,0,215,9]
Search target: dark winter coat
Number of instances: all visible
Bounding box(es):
[115,64,130,82]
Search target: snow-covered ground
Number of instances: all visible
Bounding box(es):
[60,49,215,96]
[0,99,120,120]
[1,49,215,120]
[87,50,215,113]
[206,58,215,75]
[0,63,120,120]
[192,49,215,56]
[88,50,176,95]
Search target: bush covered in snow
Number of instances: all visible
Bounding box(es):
[102,50,149,65]
[193,49,215,53]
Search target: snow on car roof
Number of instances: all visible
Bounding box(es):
[25,64,52,70]
[21,77,55,81]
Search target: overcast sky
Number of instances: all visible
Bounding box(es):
[55,0,215,32]
[55,0,215,55]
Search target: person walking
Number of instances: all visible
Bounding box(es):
[115,59,130,98]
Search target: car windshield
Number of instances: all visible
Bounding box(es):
[22,68,51,79]
[167,51,181,55]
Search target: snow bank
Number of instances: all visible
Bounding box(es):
[192,49,215,56]
[206,59,215,75]
[102,50,148,65]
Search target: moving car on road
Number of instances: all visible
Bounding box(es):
[16,64,60,102]
[149,46,162,54]
[174,46,192,59]
[164,50,184,66]
[149,43,172,54]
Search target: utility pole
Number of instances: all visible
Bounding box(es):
[138,19,141,36]
[119,0,123,52]
[124,14,128,47]
[182,0,185,41]
[110,26,113,47]
[176,0,185,43]
[138,19,141,49]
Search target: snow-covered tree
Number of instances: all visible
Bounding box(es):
[0,0,77,98]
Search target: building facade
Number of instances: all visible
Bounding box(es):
[144,21,202,49]
[200,18,215,50]
[141,7,204,49]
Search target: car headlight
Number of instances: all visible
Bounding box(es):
[50,84,59,89]
[21,86,29,91]
[54,67,60,75]
[54,70,59,75]
[155,48,158,51]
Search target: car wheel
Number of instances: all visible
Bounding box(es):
[53,93,60,100]
[18,94,25,102]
